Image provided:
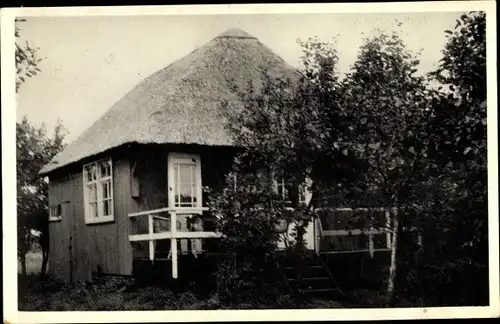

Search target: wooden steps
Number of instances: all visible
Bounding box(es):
[279,252,344,300]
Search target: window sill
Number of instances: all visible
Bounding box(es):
[49,217,62,222]
[172,207,209,215]
[85,217,115,225]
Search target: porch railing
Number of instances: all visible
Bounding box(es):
[128,207,221,279]
[314,207,394,256]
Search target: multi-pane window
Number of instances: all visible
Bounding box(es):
[49,204,62,222]
[169,153,202,209]
[276,177,293,205]
[275,176,312,206]
[83,159,113,224]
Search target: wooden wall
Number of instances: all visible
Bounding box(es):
[47,175,73,282]
[48,158,135,282]
[48,144,237,282]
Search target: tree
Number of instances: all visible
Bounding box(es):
[210,38,343,303]
[332,29,435,301]
[15,18,60,276]
[419,11,488,305]
[227,37,345,208]
[17,117,66,275]
[15,18,42,92]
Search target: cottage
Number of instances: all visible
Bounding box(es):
[41,28,393,284]
[40,29,306,282]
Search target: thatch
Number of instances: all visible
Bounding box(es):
[41,28,299,175]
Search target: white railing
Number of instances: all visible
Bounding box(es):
[314,207,394,256]
[128,207,221,279]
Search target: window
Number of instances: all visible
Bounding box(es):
[83,159,114,224]
[275,177,293,205]
[168,153,202,210]
[49,204,62,222]
[273,176,312,207]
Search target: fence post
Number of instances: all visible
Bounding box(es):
[148,214,154,262]
[315,216,320,253]
[385,208,391,249]
[369,209,375,258]
[171,210,178,279]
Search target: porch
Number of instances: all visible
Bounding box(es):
[127,206,397,281]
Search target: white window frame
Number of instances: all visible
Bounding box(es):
[83,158,114,224]
[272,174,312,206]
[49,204,62,222]
[167,152,203,214]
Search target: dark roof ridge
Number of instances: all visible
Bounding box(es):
[215,28,257,39]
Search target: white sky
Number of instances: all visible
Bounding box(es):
[16,12,465,143]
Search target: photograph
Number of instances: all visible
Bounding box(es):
[2,1,498,322]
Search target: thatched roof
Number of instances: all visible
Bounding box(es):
[41,28,298,175]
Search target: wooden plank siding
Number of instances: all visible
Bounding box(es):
[48,158,136,281]
[68,172,91,281]
[47,144,239,282]
[48,175,72,282]
[115,159,134,275]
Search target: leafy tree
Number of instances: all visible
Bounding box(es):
[209,37,343,303]
[418,11,488,305]
[17,117,66,275]
[227,37,345,208]
[333,29,435,301]
[15,18,42,92]
[207,172,294,304]
[213,13,488,306]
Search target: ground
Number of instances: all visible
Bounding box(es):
[17,250,346,310]
[18,250,418,310]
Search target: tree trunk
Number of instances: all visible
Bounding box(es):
[40,231,49,275]
[387,206,399,301]
[20,254,27,276]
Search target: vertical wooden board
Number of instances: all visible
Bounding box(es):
[48,179,71,282]
[99,224,115,274]
[70,173,92,282]
[115,159,133,275]
[87,224,100,274]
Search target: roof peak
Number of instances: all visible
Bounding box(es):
[215,28,257,39]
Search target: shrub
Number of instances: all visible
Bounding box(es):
[207,172,310,304]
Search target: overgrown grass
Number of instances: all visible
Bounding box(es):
[18,274,349,311]
[17,251,422,310]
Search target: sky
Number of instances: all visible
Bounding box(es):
[16,11,465,143]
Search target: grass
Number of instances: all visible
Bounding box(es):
[18,274,216,311]
[17,248,346,310]
[18,274,348,311]
[16,250,412,310]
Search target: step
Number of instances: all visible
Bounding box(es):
[283,266,329,278]
[287,276,330,282]
[299,288,339,294]
[283,265,323,271]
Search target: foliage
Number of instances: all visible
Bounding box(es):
[210,37,345,302]
[220,12,488,306]
[18,273,350,310]
[335,29,434,209]
[17,117,66,275]
[227,37,347,206]
[206,171,299,303]
[15,18,42,93]
[412,11,488,305]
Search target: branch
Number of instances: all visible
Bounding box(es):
[375,154,391,200]
[398,157,421,201]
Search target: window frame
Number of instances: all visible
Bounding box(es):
[272,174,312,207]
[49,204,62,222]
[167,152,203,214]
[83,158,114,224]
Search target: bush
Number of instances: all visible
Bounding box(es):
[207,172,312,304]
